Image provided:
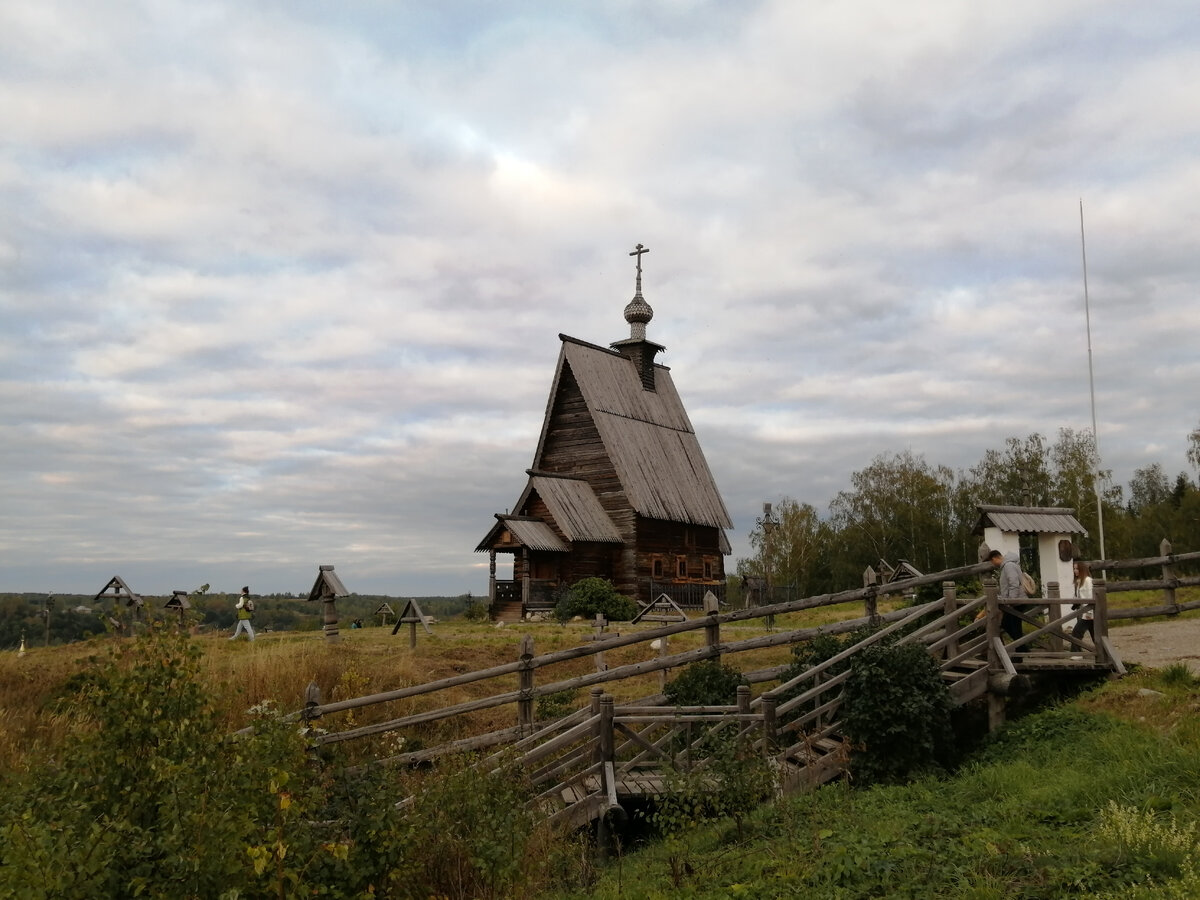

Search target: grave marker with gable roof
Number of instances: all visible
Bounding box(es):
[307,565,349,643]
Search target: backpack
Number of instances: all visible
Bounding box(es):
[1020,571,1037,597]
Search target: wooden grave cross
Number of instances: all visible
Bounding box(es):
[93,575,143,633]
[391,598,432,648]
[585,613,622,672]
[631,592,688,624]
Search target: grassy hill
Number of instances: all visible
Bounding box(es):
[2,599,1198,898]
[561,666,1200,899]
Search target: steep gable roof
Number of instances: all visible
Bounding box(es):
[531,335,732,530]
[518,472,623,543]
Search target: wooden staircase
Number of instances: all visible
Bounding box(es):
[490,598,524,623]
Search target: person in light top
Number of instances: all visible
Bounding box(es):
[1070,561,1095,642]
[230,586,255,641]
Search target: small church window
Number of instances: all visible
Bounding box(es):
[677,557,688,578]
[703,559,713,580]
[652,558,663,578]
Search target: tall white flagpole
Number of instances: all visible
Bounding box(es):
[1080,199,1106,564]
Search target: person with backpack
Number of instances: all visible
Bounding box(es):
[987,549,1026,649]
[230,586,256,641]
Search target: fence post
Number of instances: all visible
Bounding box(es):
[1093,578,1110,667]
[704,592,721,662]
[596,693,616,862]
[598,693,614,764]
[761,694,778,751]
[1047,580,1062,652]
[984,577,1005,731]
[517,634,535,734]
[942,581,958,659]
[737,684,751,751]
[657,634,670,692]
[593,613,608,672]
[1161,538,1178,614]
[864,585,879,626]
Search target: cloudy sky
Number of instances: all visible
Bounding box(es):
[3,1,1198,598]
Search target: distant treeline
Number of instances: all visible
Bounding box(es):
[0,591,483,650]
[737,427,1200,601]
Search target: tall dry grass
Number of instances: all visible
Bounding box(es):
[0,595,921,772]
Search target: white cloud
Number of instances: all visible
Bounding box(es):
[2,0,1199,594]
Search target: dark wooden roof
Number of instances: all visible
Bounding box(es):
[476,515,570,552]
[972,505,1087,536]
[307,565,349,601]
[165,590,191,610]
[520,473,622,543]
[531,336,732,530]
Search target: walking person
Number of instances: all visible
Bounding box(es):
[230,586,256,641]
[988,549,1026,651]
[1070,561,1095,643]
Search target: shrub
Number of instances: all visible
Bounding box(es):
[536,689,580,721]
[665,660,748,706]
[553,577,638,623]
[1158,662,1199,689]
[840,640,955,784]
[775,628,873,726]
[0,626,325,898]
[389,760,539,899]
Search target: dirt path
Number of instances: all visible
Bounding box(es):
[1108,617,1200,675]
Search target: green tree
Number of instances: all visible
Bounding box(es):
[737,497,832,598]
[1128,463,1172,515]
[1188,420,1200,475]
[828,450,961,583]
[967,433,1054,507]
[1049,427,1117,556]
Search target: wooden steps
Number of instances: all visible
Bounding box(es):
[490,599,524,623]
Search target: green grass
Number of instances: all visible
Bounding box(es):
[556,668,1200,899]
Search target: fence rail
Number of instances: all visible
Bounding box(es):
[277,542,1199,826]
[1085,539,1200,619]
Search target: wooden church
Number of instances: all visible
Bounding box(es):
[476,245,733,620]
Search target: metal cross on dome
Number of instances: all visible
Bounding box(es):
[629,242,649,292]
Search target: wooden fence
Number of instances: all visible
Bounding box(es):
[265,543,1200,827]
[1085,539,1200,619]
[286,561,989,750]
[475,577,1119,825]
[294,570,1111,760]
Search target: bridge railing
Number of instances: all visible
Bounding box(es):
[496,685,771,829]
[754,591,992,761]
[278,561,999,752]
[281,556,1161,766]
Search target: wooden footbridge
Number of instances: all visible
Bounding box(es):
[282,559,1140,828]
